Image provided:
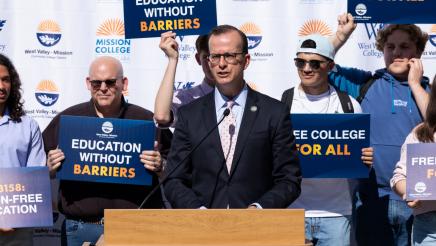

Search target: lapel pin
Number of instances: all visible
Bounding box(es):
[250,106,257,112]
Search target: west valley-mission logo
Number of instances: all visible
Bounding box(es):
[35,80,59,107]
[36,20,62,47]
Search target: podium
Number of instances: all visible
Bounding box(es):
[103,209,307,246]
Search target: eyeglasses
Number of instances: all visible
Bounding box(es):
[208,52,245,65]
[89,78,119,89]
[294,58,330,70]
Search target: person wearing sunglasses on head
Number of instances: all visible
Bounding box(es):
[281,35,373,246]
[328,14,430,246]
[42,56,172,246]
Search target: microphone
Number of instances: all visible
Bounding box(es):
[138,108,231,209]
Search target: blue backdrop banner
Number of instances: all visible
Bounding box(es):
[291,113,370,178]
[0,167,53,228]
[406,143,436,200]
[348,0,435,24]
[123,0,217,38]
[58,115,155,186]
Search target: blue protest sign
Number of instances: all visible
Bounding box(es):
[348,0,435,24]
[406,143,436,200]
[0,167,53,228]
[291,114,370,178]
[123,0,217,39]
[58,115,155,186]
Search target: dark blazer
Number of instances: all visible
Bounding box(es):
[164,86,301,208]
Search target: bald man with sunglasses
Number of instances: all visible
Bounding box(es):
[42,56,172,246]
[281,35,372,246]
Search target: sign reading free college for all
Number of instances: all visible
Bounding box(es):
[58,115,155,186]
[291,114,370,178]
[123,0,217,38]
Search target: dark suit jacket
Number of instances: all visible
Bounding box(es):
[164,87,301,208]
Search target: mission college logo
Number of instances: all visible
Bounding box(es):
[35,80,60,107]
[95,18,131,61]
[36,20,61,47]
[240,22,262,49]
[298,19,332,37]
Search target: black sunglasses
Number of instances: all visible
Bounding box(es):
[294,58,329,70]
[89,78,119,89]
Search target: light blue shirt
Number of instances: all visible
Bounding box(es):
[214,84,248,136]
[0,109,46,167]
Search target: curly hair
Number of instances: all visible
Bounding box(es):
[0,53,24,122]
[375,24,428,55]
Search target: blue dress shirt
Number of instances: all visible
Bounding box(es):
[0,109,46,167]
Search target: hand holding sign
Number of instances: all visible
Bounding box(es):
[361,147,373,167]
[140,141,163,177]
[160,31,179,60]
[46,148,65,178]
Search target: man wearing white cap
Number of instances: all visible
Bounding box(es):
[282,34,372,246]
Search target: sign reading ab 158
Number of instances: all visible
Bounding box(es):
[124,0,217,39]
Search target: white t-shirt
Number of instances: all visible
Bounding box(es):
[288,84,362,217]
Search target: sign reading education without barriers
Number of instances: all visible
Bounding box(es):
[406,143,436,200]
[291,114,370,178]
[123,0,217,39]
[0,167,53,228]
[58,115,155,186]
[348,0,435,24]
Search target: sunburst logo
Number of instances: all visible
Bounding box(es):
[429,25,436,47]
[35,80,59,106]
[239,23,262,49]
[96,18,125,36]
[298,20,332,37]
[36,20,62,47]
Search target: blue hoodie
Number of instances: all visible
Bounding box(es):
[329,66,429,200]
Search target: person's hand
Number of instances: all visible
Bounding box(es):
[0,228,15,233]
[361,147,373,167]
[47,148,65,178]
[408,58,424,88]
[336,13,356,43]
[159,31,179,60]
[407,199,421,209]
[140,141,164,176]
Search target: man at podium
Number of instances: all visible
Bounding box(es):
[164,25,302,209]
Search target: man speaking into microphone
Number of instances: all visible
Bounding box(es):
[164,25,301,209]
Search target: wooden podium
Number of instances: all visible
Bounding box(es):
[103,209,307,246]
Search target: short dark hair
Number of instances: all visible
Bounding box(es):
[376,24,428,55]
[195,34,209,54]
[0,53,24,122]
[208,25,248,54]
